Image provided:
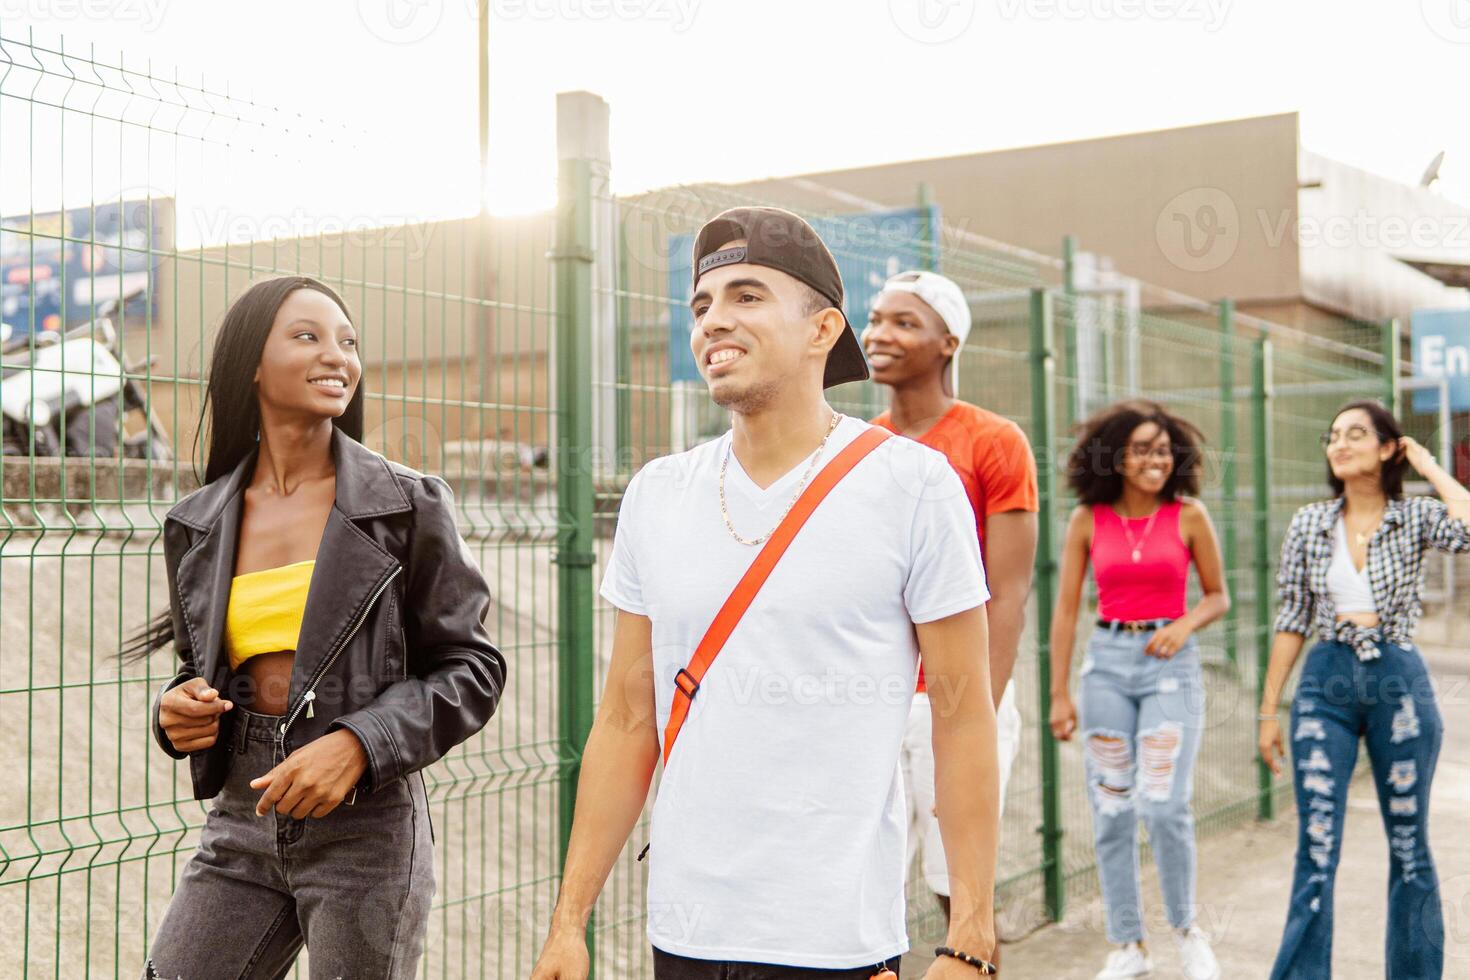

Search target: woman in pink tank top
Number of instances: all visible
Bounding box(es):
[1047,400,1232,980]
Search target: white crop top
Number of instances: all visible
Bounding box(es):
[1327,517,1377,615]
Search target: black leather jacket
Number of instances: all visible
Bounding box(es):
[150,425,507,803]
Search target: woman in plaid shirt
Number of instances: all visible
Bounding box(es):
[1259,399,1470,979]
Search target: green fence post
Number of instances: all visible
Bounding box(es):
[616,210,632,478]
[1383,318,1401,416]
[553,151,599,963]
[1218,300,1238,668]
[918,182,937,273]
[1061,235,1078,428]
[1251,336,1275,822]
[1030,287,1064,922]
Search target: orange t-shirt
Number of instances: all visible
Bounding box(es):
[871,401,1039,693]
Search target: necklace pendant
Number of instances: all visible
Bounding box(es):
[1131,549,1142,563]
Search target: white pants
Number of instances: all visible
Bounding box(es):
[902,681,1022,897]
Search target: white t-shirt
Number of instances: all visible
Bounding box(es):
[598,415,989,969]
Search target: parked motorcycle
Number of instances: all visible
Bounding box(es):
[1,291,172,460]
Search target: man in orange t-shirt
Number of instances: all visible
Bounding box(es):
[865,271,1038,956]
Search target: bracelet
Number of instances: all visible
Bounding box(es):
[1258,711,1278,721]
[934,946,998,974]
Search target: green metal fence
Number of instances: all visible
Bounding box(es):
[0,27,564,978]
[0,29,1416,980]
[593,173,1398,973]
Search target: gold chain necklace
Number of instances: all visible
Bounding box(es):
[1117,503,1162,563]
[1347,507,1385,548]
[719,411,842,547]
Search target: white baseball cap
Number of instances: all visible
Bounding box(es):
[878,270,972,394]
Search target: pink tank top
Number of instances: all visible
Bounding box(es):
[1090,501,1190,622]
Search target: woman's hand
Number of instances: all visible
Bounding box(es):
[1145,621,1193,659]
[1258,716,1284,777]
[1049,691,1078,741]
[159,677,233,753]
[250,729,369,819]
[1398,435,1436,476]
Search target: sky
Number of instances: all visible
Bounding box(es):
[2,0,1470,235]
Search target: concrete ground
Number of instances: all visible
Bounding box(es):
[903,637,1470,978]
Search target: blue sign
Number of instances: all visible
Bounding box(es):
[1411,308,1470,413]
[666,206,941,384]
[1,198,162,342]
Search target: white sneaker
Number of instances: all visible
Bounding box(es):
[1174,925,1221,980]
[1094,942,1153,979]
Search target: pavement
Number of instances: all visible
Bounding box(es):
[901,637,1470,978]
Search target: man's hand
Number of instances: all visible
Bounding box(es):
[922,947,997,978]
[159,677,233,753]
[249,729,369,818]
[529,926,590,980]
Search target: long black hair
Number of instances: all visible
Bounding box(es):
[1326,398,1407,500]
[1065,399,1204,505]
[115,276,363,666]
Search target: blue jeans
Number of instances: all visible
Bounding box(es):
[1079,625,1205,944]
[1269,640,1444,979]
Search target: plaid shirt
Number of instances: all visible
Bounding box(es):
[1274,495,1470,660]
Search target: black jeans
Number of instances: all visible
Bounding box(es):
[653,946,902,979]
[141,705,436,979]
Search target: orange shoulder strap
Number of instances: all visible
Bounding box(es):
[661,425,892,769]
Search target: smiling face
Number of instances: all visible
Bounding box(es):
[252,287,361,423]
[1324,406,1395,483]
[860,290,957,394]
[688,239,841,414]
[1121,421,1174,497]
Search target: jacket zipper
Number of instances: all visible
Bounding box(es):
[277,564,402,745]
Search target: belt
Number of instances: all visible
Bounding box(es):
[1096,617,1173,633]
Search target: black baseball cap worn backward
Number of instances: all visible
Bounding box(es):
[692,206,871,389]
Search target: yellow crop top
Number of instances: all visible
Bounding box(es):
[224,559,315,669]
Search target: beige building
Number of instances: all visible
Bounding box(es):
[132,106,1470,473]
[720,112,1470,337]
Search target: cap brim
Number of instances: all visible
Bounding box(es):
[823,311,870,389]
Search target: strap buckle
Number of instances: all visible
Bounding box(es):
[674,668,700,701]
[1100,617,1170,633]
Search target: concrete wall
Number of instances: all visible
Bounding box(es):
[726,113,1304,307]
[125,112,1470,477]
[138,211,561,469]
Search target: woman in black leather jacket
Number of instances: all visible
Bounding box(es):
[119,275,506,979]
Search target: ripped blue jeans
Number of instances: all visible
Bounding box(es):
[1269,639,1444,980]
[1079,625,1205,944]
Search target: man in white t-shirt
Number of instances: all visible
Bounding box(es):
[531,206,1001,980]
